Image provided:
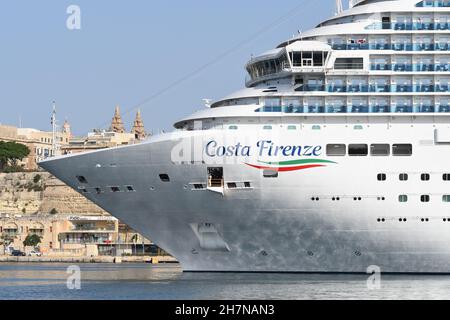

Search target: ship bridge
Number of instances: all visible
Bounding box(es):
[245,41,331,87]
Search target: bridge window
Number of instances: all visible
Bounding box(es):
[326,144,346,156]
[348,144,368,156]
[370,144,390,156]
[334,58,364,70]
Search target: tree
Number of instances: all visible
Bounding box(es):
[131,234,138,255]
[0,234,15,254]
[23,234,41,248]
[0,141,30,171]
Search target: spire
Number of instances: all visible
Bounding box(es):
[62,119,71,138]
[131,109,147,140]
[111,105,125,133]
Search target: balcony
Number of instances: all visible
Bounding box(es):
[416,1,450,7]
[254,105,450,114]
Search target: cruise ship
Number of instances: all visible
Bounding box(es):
[41,0,450,273]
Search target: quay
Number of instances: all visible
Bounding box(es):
[0,255,178,264]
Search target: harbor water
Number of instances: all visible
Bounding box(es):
[0,263,450,299]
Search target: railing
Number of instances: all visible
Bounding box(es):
[370,64,450,72]
[416,0,450,8]
[366,21,450,30]
[255,105,450,114]
[332,43,449,51]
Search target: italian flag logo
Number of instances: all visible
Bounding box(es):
[245,159,337,172]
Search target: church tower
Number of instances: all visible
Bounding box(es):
[111,105,125,133]
[62,119,71,138]
[131,109,147,140]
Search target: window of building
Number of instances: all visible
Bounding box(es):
[421,173,430,181]
[370,144,390,156]
[159,174,170,182]
[348,144,368,156]
[443,173,450,181]
[326,144,346,156]
[399,173,409,181]
[263,170,278,178]
[443,195,450,202]
[76,176,88,184]
[377,173,387,181]
[421,195,430,202]
[399,195,408,202]
[393,144,413,156]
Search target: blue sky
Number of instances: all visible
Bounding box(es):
[0,0,338,136]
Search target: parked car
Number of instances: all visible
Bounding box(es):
[11,250,26,256]
[28,250,42,257]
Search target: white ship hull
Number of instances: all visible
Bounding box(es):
[40,118,450,273]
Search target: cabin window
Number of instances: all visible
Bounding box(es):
[287,125,297,130]
[78,187,89,194]
[443,195,450,202]
[263,125,273,130]
[421,195,430,202]
[125,186,135,192]
[95,187,102,194]
[370,144,390,156]
[159,174,170,182]
[399,173,409,181]
[377,173,387,181]
[393,144,412,156]
[227,182,237,189]
[326,144,346,156]
[421,173,430,181]
[443,174,450,181]
[263,170,278,178]
[193,184,205,190]
[111,186,121,192]
[244,182,252,188]
[348,144,368,156]
[228,125,238,130]
[399,195,408,202]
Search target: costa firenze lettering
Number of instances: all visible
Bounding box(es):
[205,140,322,157]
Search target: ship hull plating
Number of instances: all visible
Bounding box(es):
[40,124,450,273]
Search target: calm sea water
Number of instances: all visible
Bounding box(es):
[0,263,450,300]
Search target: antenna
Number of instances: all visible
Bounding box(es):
[335,0,343,14]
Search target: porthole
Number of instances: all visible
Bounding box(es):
[76,176,88,184]
[159,174,170,182]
